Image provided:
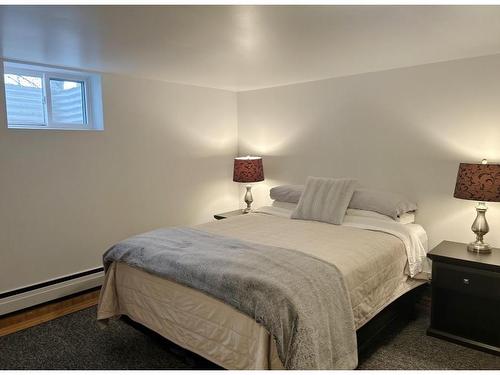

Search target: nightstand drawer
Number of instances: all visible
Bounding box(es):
[432,262,500,299]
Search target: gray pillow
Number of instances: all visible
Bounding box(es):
[348,188,417,219]
[270,184,303,204]
[270,184,417,219]
[291,177,357,225]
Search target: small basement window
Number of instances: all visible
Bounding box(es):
[2,61,103,130]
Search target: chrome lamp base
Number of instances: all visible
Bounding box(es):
[243,185,253,213]
[467,241,492,254]
[467,202,491,254]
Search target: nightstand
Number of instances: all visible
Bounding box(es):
[213,209,247,220]
[427,240,500,355]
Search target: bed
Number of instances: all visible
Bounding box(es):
[97,205,429,369]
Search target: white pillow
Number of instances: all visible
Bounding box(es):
[346,208,415,224]
[346,208,393,221]
[396,212,416,225]
[271,204,416,224]
[272,200,298,211]
[291,177,357,225]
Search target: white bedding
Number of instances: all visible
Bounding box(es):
[343,216,430,278]
[255,205,430,279]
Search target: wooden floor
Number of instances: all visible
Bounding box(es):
[0,289,100,337]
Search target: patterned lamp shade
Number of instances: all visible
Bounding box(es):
[454,162,500,202]
[233,156,264,183]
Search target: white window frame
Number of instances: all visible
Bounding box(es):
[2,61,103,131]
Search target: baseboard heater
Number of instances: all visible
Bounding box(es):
[0,267,104,316]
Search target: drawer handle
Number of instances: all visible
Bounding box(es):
[463,278,470,285]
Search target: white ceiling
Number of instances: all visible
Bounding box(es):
[2,5,500,91]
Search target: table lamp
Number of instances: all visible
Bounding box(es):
[233,156,264,213]
[453,159,500,253]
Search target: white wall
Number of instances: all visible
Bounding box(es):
[238,54,500,249]
[0,68,239,293]
[3,52,500,294]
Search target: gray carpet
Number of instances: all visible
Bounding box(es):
[0,306,499,370]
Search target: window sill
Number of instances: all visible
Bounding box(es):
[7,125,104,132]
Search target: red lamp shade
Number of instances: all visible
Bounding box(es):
[454,162,500,202]
[233,156,264,183]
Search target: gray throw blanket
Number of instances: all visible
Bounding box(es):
[103,227,357,369]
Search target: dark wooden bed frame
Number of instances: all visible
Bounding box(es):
[121,283,428,369]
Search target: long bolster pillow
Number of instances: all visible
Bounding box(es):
[271,184,417,219]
